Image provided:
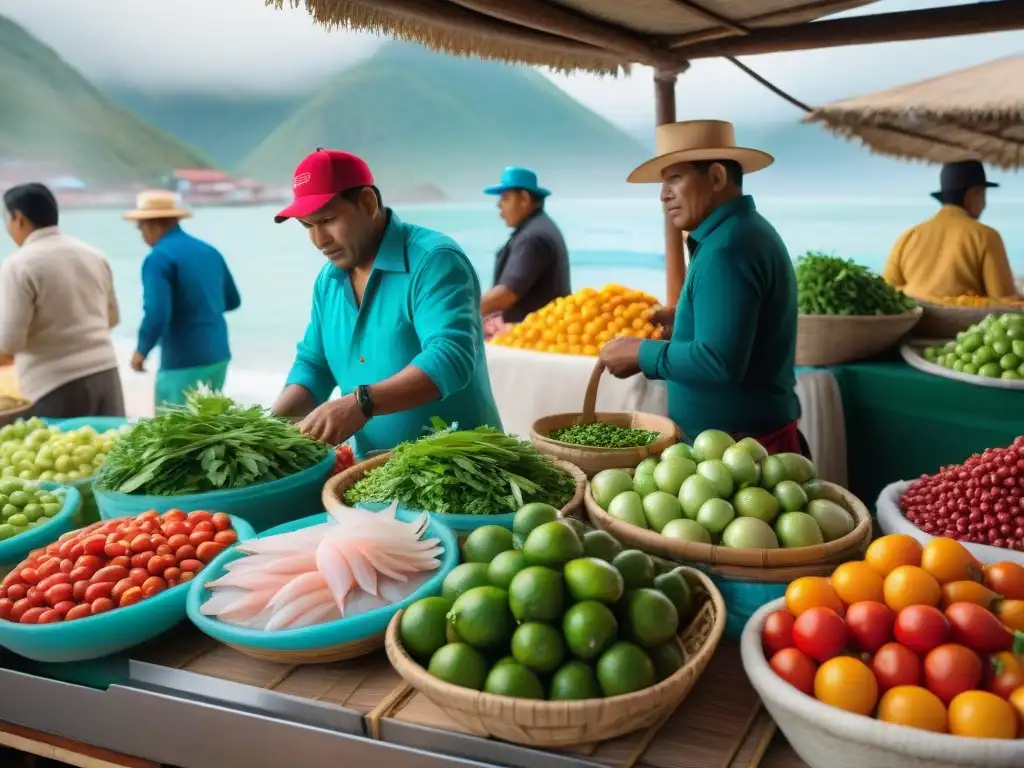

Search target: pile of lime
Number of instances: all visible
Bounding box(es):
[0,479,67,541]
[592,429,855,550]
[399,504,696,700]
[0,418,123,484]
[922,312,1024,380]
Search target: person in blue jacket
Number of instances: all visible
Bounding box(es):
[124,191,241,409]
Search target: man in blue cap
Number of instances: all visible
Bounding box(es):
[480,167,570,326]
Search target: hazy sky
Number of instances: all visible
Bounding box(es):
[2,0,1022,130]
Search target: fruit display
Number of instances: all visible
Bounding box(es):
[921,313,1024,380]
[489,284,662,355]
[797,251,917,316]
[760,534,1024,738]
[344,422,577,516]
[547,423,660,449]
[0,509,240,623]
[589,429,855,550]
[0,418,122,484]
[398,503,700,699]
[0,479,68,542]
[925,296,1024,309]
[899,436,1024,551]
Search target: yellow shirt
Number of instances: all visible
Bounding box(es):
[883,205,1018,299]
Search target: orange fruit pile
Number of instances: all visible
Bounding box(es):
[489,284,661,356]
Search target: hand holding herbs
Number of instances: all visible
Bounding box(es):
[95,390,328,496]
[796,251,917,316]
[344,422,576,515]
[549,422,659,448]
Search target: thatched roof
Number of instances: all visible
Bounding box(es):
[805,55,1024,169]
[268,0,879,74]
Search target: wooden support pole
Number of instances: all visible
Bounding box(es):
[655,70,685,307]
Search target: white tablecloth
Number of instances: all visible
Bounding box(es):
[484,345,847,485]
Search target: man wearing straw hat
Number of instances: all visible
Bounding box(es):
[600,120,805,455]
[123,191,241,409]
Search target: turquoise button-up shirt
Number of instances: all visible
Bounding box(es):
[285,211,503,455]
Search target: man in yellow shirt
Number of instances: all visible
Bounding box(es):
[884,161,1018,299]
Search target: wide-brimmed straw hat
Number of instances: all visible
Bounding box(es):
[122,190,192,221]
[627,120,774,183]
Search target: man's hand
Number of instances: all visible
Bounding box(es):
[298,394,368,445]
[600,337,643,378]
[130,351,146,372]
[650,305,675,338]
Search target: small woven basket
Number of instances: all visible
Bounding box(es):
[531,359,680,476]
[385,565,726,748]
[914,301,1021,339]
[795,307,922,366]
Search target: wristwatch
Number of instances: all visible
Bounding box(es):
[354,385,375,420]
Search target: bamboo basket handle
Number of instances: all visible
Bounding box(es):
[578,358,606,424]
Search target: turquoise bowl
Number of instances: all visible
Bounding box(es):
[186,508,458,653]
[0,514,256,663]
[0,482,81,570]
[708,572,787,639]
[358,501,514,536]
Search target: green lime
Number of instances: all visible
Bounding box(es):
[492,655,518,669]
[562,600,618,660]
[21,503,42,522]
[508,565,565,622]
[632,472,659,498]
[772,480,808,513]
[549,660,602,700]
[648,639,686,681]
[611,549,655,589]
[654,570,694,622]
[522,521,584,569]
[511,622,565,673]
[483,662,544,699]
[6,513,27,528]
[462,525,514,564]
[563,557,625,604]
[487,549,528,590]
[0,523,14,541]
[582,529,623,561]
[8,491,29,507]
[623,588,679,649]
[441,563,491,602]
[428,643,489,690]
[448,586,514,649]
[445,620,460,644]
[561,517,587,540]
[41,502,61,518]
[400,597,452,660]
[635,457,659,474]
[596,642,656,697]
[512,502,558,549]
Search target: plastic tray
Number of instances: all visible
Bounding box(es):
[0,514,256,663]
[0,482,81,569]
[186,509,458,653]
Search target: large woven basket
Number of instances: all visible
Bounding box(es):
[385,565,726,748]
[914,301,1022,339]
[531,359,680,476]
[584,479,872,582]
[795,307,922,366]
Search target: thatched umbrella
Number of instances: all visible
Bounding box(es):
[804,55,1024,169]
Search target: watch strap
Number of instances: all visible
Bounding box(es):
[354,385,375,419]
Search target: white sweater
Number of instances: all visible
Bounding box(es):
[0,227,120,401]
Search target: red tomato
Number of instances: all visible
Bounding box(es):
[872,642,922,691]
[211,512,231,532]
[984,651,1024,699]
[64,604,92,621]
[91,565,129,584]
[161,521,188,538]
[845,601,896,653]
[213,530,237,546]
[44,583,73,606]
[174,544,197,562]
[19,607,47,624]
[189,530,214,546]
[793,607,847,662]
[770,648,818,695]
[0,598,12,620]
[196,541,226,563]
[923,644,983,704]
[5,584,26,603]
[90,597,114,614]
[945,602,1013,654]
[36,573,71,593]
[36,609,61,624]
[894,605,949,654]
[762,610,796,654]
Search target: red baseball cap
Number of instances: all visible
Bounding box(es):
[273,148,374,223]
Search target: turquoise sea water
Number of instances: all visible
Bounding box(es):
[2,196,1022,396]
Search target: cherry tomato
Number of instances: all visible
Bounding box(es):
[9,598,30,622]
[74,555,105,572]
[213,530,237,546]
[26,588,46,607]
[761,610,796,654]
[196,541,226,563]
[923,644,983,704]
[192,520,215,535]
[91,565,129,584]
[64,603,92,621]
[985,651,1024,699]
[81,535,107,557]
[35,558,61,580]
[119,587,144,607]
[19,567,40,585]
[167,534,189,551]
[72,580,90,601]
[110,579,135,604]
[90,597,115,614]
[984,562,1024,600]
[109,556,131,569]
[19,607,47,624]
[770,648,817,695]
[141,576,166,597]
[36,573,71,593]
[844,601,896,653]
[945,602,1014,654]
[162,509,186,522]
[872,642,922,691]
[44,583,73,606]
[163,566,182,583]
[161,521,188,538]
[0,598,13,620]
[36,609,61,624]
[178,559,202,573]
[155,544,173,556]
[188,510,213,524]
[894,605,949,654]
[174,544,197,562]
[84,581,115,603]
[211,513,231,532]
[793,607,847,663]
[189,530,214,546]
[131,551,156,569]
[5,584,26,603]
[104,541,128,558]
[129,534,153,553]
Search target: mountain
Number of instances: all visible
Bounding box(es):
[240,42,651,199]
[0,15,209,184]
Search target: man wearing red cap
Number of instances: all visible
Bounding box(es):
[270,149,502,453]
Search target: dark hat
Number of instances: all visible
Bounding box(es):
[931,160,998,201]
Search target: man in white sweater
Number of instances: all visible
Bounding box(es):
[0,183,125,417]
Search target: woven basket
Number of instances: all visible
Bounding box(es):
[584,479,872,582]
[914,301,1022,339]
[385,565,726,748]
[795,307,922,366]
[531,359,680,476]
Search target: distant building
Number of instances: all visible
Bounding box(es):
[163,168,266,205]
[0,158,87,194]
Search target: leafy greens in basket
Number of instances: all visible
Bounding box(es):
[344,420,577,515]
[94,389,328,496]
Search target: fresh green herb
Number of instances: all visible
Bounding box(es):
[94,388,328,496]
[795,251,917,316]
[344,419,576,515]
[549,422,659,448]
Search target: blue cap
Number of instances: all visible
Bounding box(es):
[483,166,551,198]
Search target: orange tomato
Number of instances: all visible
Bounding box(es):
[883,566,941,612]
[831,561,885,605]
[993,599,1024,632]
[985,651,1024,699]
[947,690,1019,739]
[814,657,878,716]
[940,580,1002,609]
[1010,687,1024,732]
[785,576,845,617]
[985,562,1024,600]
[865,534,923,576]
[876,686,948,733]
[921,538,982,584]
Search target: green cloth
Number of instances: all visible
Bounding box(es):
[155,358,229,410]
[638,195,800,439]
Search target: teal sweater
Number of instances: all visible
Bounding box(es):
[638,195,800,440]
